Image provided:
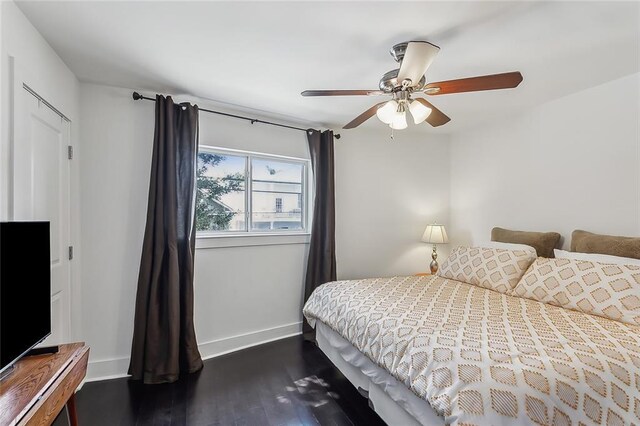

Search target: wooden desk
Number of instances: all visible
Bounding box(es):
[0,343,89,426]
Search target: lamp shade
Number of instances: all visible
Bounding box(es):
[422,224,449,244]
[409,100,432,124]
[389,111,408,130]
[376,100,398,124]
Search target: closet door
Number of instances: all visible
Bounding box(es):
[13,86,72,346]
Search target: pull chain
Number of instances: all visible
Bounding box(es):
[390,128,394,141]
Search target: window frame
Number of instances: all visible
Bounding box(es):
[196,145,312,238]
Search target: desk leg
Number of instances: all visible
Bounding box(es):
[66,393,78,426]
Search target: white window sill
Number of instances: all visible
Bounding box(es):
[196,232,311,249]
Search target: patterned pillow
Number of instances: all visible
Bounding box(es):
[513,257,640,326]
[437,246,537,294]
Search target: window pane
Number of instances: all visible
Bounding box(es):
[196,152,246,231]
[251,158,303,231]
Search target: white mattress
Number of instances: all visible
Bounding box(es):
[316,321,443,426]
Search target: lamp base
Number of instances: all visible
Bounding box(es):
[430,245,439,274]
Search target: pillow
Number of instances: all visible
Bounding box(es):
[554,249,640,267]
[491,227,561,258]
[438,245,537,294]
[513,257,640,326]
[571,229,640,260]
[484,241,536,252]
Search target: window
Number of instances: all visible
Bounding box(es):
[196,147,308,234]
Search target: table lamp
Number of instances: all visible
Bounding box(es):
[422,223,449,274]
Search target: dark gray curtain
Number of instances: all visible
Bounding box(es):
[303,129,337,333]
[129,95,203,384]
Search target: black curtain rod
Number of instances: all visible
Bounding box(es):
[132,92,340,139]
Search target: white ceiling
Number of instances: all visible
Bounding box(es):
[17,1,640,133]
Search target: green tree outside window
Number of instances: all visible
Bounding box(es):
[195,153,244,231]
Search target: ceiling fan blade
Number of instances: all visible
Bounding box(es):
[397,41,440,88]
[414,98,450,127]
[301,90,385,97]
[424,72,523,95]
[343,102,388,129]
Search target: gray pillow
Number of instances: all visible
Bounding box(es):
[491,227,561,258]
[571,230,640,260]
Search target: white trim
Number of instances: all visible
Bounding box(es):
[85,356,131,382]
[199,144,309,163]
[196,145,311,238]
[199,321,302,360]
[84,321,303,382]
[196,232,310,249]
[247,154,253,230]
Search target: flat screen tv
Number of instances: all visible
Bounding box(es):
[0,221,51,376]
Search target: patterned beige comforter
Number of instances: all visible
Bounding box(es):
[303,275,640,426]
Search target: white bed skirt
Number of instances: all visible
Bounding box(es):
[315,322,444,426]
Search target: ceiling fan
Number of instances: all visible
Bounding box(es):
[301,41,523,130]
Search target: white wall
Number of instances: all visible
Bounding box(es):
[450,73,640,248]
[335,129,451,279]
[0,1,82,336]
[79,84,310,379]
[77,84,153,378]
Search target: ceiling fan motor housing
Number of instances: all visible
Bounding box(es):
[390,42,409,62]
[379,69,426,92]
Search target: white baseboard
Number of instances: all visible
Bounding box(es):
[86,356,131,382]
[198,321,302,360]
[85,321,303,382]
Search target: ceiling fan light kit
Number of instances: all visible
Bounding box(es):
[409,100,432,124]
[376,91,432,129]
[301,40,523,131]
[390,107,408,130]
[375,100,398,124]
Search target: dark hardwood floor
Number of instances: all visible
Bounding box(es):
[53,335,386,426]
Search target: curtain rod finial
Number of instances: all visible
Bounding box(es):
[335,133,341,140]
[132,92,142,101]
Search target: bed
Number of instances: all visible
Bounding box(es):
[303,252,640,425]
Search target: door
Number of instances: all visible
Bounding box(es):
[13,87,71,346]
